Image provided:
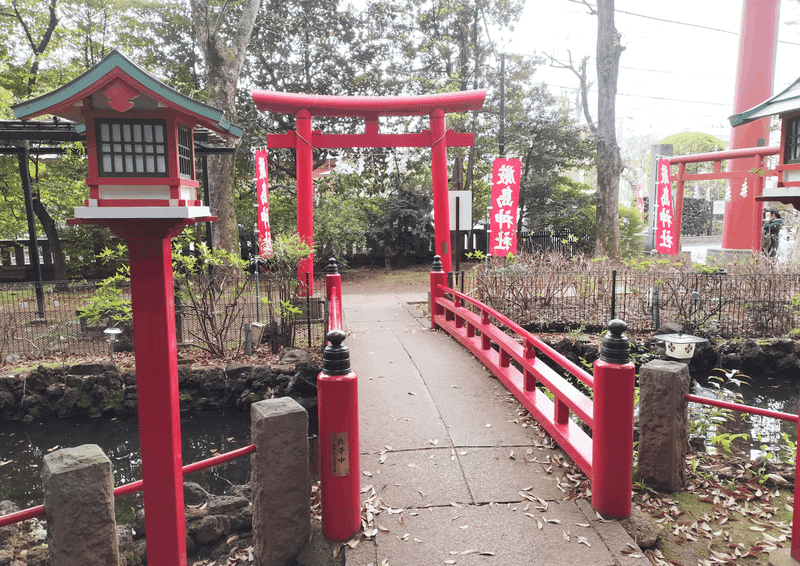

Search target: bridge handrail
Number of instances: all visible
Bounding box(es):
[437,283,594,388]
[0,443,257,528]
[686,394,799,423]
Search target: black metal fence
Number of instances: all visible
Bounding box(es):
[453,268,800,338]
[0,275,328,362]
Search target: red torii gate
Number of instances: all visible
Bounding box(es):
[251,90,487,292]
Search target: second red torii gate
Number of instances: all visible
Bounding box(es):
[251,90,487,292]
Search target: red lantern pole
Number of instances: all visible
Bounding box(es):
[99,219,190,565]
[430,109,452,273]
[317,329,360,541]
[592,319,635,519]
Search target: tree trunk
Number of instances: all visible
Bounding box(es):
[32,198,67,281]
[594,0,625,260]
[191,0,262,262]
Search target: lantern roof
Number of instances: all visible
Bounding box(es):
[11,49,242,139]
[729,77,800,127]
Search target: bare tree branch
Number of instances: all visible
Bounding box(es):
[545,51,596,135]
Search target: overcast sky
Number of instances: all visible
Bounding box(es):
[494,0,800,143]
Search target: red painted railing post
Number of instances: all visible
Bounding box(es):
[523,340,536,392]
[793,404,800,560]
[430,255,447,329]
[592,319,635,519]
[318,329,360,541]
[326,258,343,330]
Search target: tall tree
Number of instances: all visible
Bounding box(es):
[550,0,624,259]
[190,0,261,260]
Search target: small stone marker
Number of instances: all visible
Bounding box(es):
[637,359,691,492]
[43,444,119,566]
[251,397,310,566]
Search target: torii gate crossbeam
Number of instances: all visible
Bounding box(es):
[251,90,487,293]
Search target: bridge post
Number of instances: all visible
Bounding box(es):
[591,319,635,519]
[429,255,447,329]
[317,329,361,540]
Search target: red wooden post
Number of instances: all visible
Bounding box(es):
[481,309,491,350]
[429,256,447,329]
[592,319,635,519]
[523,340,536,392]
[318,329,360,541]
[793,404,800,559]
[113,219,190,565]
[723,0,779,253]
[296,109,315,295]
[430,109,452,273]
[674,162,686,252]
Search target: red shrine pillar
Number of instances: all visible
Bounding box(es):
[296,109,315,294]
[109,219,190,566]
[430,108,452,273]
[723,0,780,252]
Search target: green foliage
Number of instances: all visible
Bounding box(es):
[76,243,131,328]
[260,232,313,281]
[313,180,372,268]
[618,204,644,259]
[366,180,434,268]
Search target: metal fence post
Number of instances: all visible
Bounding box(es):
[591,319,635,518]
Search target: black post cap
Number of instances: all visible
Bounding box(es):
[432,255,443,272]
[600,319,630,364]
[323,329,351,375]
[326,258,339,275]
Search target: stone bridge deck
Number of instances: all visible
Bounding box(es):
[339,292,648,566]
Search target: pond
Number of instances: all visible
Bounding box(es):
[690,372,799,461]
[0,409,257,524]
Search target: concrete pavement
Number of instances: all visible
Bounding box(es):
[339,292,649,566]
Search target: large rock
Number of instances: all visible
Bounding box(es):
[68,362,118,376]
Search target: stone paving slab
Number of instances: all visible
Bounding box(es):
[360,448,472,509]
[346,503,619,566]
[456,446,565,503]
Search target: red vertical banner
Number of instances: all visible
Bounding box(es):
[656,158,678,255]
[254,149,273,257]
[636,182,645,218]
[490,158,521,257]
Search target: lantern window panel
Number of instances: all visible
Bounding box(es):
[96,119,168,177]
[786,116,800,164]
[177,127,193,178]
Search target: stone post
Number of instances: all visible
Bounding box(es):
[43,444,119,566]
[637,360,691,492]
[251,398,310,566]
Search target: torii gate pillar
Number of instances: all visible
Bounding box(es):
[431,109,452,271]
[723,0,780,252]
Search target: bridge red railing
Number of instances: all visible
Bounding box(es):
[430,258,636,518]
[0,444,256,529]
[326,258,343,333]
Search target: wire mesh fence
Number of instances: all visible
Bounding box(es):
[0,275,328,362]
[452,269,800,338]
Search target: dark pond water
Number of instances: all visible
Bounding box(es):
[0,409,255,524]
[690,373,799,460]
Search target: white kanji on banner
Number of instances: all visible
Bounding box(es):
[655,158,678,255]
[254,149,273,257]
[489,158,521,257]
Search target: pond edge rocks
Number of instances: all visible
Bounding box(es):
[0,349,320,423]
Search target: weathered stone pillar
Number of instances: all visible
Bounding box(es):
[251,398,310,566]
[43,444,119,566]
[637,360,691,492]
